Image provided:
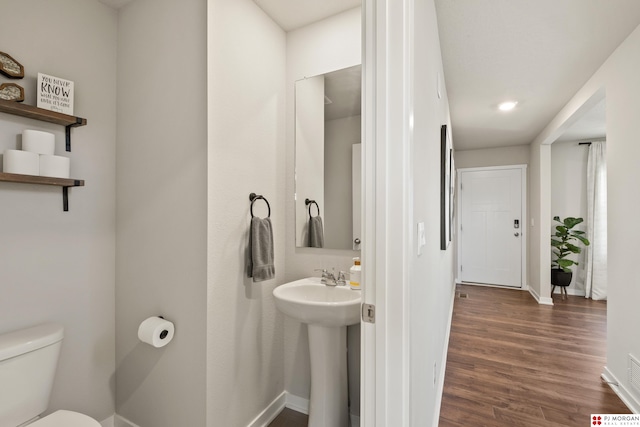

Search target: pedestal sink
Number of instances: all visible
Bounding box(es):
[273,277,361,427]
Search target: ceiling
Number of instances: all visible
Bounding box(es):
[99,0,361,21]
[554,98,606,143]
[98,0,633,149]
[253,0,361,32]
[434,0,640,150]
[324,65,362,121]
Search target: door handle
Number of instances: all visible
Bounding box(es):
[354,238,361,244]
[514,232,520,237]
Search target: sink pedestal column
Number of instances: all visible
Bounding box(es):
[307,324,349,427]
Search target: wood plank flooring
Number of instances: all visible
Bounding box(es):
[439,284,630,426]
[268,408,308,427]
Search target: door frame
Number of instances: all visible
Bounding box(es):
[456,165,528,290]
[361,0,413,424]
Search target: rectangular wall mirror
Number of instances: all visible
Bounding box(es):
[294,64,362,250]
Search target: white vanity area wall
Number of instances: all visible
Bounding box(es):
[207,0,287,425]
[284,6,362,417]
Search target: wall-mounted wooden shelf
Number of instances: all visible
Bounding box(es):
[0,172,84,211]
[0,99,87,151]
[0,99,87,212]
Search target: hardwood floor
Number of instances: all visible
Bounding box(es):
[439,284,630,426]
[268,408,308,427]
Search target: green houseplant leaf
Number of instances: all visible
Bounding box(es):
[550,216,590,272]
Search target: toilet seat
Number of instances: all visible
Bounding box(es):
[28,410,100,427]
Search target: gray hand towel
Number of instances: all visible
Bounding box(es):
[248,217,275,282]
[309,216,324,248]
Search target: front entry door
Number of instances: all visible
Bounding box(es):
[459,167,524,287]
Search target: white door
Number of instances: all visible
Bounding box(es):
[459,167,525,287]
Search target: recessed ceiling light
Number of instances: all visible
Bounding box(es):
[498,101,518,111]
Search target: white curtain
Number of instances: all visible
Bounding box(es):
[585,141,607,300]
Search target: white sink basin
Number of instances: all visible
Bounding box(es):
[273,277,361,327]
[274,276,361,426]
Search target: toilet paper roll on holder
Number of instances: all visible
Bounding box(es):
[138,315,175,348]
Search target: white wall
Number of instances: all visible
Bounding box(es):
[115,0,208,426]
[455,145,530,169]
[0,0,116,421]
[532,22,640,408]
[324,115,361,249]
[550,140,590,294]
[528,142,552,303]
[284,7,362,410]
[409,0,455,424]
[207,0,287,425]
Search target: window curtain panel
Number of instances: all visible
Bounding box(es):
[585,141,607,300]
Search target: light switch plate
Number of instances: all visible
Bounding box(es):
[417,222,426,255]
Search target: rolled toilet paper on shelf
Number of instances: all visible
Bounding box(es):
[22,130,55,155]
[39,155,70,178]
[138,316,175,348]
[3,149,39,175]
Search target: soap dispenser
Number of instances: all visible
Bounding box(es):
[349,257,361,290]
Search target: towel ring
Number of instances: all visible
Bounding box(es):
[305,198,320,218]
[249,193,271,218]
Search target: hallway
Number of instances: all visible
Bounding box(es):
[439,284,629,426]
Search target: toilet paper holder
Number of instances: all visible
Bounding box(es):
[157,316,169,339]
[138,315,175,348]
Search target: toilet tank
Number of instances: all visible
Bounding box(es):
[0,323,64,427]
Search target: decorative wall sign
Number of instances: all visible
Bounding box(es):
[0,83,24,102]
[0,51,24,78]
[37,73,74,115]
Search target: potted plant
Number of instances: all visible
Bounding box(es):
[551,216,590,287]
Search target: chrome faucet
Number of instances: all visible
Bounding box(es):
[315,268,348,286]
[335,270,348,286]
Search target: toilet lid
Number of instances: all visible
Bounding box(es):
[29,410,101,427]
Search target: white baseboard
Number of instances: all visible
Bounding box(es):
[105,392,354,427]
[528,286,553,305]
[247,391,287,427]
[280,392,360,425]
[602,367,640,413]
[432,281,456,426]
[285,393,309,415]
[99,415,114,427]
[112,414,141,427]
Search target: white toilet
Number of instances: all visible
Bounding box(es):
[0,323,101,427]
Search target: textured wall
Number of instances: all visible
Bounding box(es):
[115,0,208,425]
[605,25,640,408]
[455,145,530,169]
[409,0,455,424]
[0,0,117,421]
[207,0,287,425]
